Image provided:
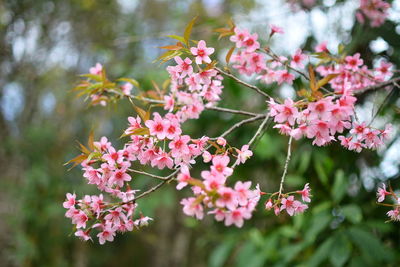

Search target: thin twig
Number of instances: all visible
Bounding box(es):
[128,168,168,180]
[278,135,293,198]
[214,67,272,98]
[206,106,261,117]
[248,115,270,147]
[231,115,271,169]
[368,87,395,126]
[354,77,400,95]
[219,114,268,139]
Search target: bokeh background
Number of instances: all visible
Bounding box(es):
[1,0,400,266]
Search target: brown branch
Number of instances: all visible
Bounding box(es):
[354,77,400,95]
[206,106,261,117]
[214,67,272,98]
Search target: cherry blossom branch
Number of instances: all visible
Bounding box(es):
[262,48,332,94]
[278,135,293,198]
[355,77,400,95]
[127,113,269,204]
[128,94,262,117]
[214,67,272,98]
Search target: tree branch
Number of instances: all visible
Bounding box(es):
[214,67,272,98]
[206,106,261,117]
[278,135,293,198]
[354,77,400,95]
[128,168,168,180]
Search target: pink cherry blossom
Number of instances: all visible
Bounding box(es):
[224,208,251,227]
[97,224,117,245]
[290,49,307,69]
[236,145,253,164]
[145,112,170,140]
[211,155,233,177]
[377,183,391,202]
[296,183,311,203]
[176,165,192,190]
[181,197,204,220]
[63,193,76,209]
[270,24,284,36]
[190,40,214,64]
[89,63,103,75]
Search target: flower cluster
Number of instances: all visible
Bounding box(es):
[229,26,299,86]
[179,153,261,227]
[376,184,400,221]
[316,53,393,94]
[356,0,390,27]
[265,184,311,216]
[165,40,223,122]
[63,192,152,244]
[64,110,209,243]
[268,95,392,151]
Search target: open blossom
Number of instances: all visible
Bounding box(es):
[269,98,299,126]
[63,193,76,209]
[224,208,252,227]
[176,165,192,190]
[236,145,253,164]
[174,56,193,77]
[296,183,311,202]
[89,63,102,75]
[230,27,251,48]
[377,183,391,202]
[97,224,117,245]
[134,216,153,227]
[290,49,307,69]
[94,136,112,152]
[75,230,91,241]
[181,197,204,219]
[121,82,133,95]
[190,40,214,64]
[216,137,227,147]
[211,155,233,177]
[315,41,328,53]
[280,196,308,216]
[270,24,284,36]
[345,53,363,71]
[145,112,170,140]
[387,208,400,221]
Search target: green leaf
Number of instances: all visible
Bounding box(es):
[331,169,347,203]
[342,204,362,224]
[306,236,334,267]
[166,34,186,43]
[209,239,235,267]
[116,78,140,88]
[330,232,351,267]
[183,16,198,46]
[235,242,266,267]
[80,74,103,82]
[347,227,394,263]
[314,159,328,186]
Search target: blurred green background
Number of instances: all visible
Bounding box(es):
[1,0,400,266]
